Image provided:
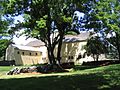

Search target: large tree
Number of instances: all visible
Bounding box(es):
[5,0,89,65]
[92,0,120,60]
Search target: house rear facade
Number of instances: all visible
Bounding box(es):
[6,32,103,65]
[5,44,47,65]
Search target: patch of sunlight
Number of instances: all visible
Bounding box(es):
[103,74,111,79]
[109,79,120,86]
[98,85,111,89]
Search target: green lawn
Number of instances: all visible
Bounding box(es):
[0,64,120,90]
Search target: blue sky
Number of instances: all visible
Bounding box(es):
[14,15,24,23]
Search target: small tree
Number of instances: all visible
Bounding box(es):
[0,39,11,60]
[85,36,108,61]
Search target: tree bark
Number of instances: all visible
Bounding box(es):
[116,32,120,60]
[47,47,52,64]
[96,54,99,62]
[57,34,63,64]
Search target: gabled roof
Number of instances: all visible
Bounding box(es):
[24,32,90,47]
[63,32,90,42]
[11,44,42,52]
[25,40,45,47]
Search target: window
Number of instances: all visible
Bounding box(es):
[35,53,38,56]
[42,57,46,60]
[71,56,74,59]
[17,51,20,54]
[68,56,74,59]
[30,52,31,56]
[22,52,24,55]
[77,54,82,60]
[68,56,71,59]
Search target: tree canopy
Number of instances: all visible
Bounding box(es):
[3,0,120,64]
[85,36,108,61]
[93,0,120,60]
[4,0,91,65]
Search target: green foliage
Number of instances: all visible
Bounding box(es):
[0,0,13,37]
[95,0,120,32]
[0,1,12,59]
[4,0,91,64]
[84,36,108,61]
[93,0,120,60]
[0,39,10,59]
[36,18,46,29]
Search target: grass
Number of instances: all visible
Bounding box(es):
[0,66,13,76]
[0,64,120,90]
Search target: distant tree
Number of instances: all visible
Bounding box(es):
[0,0,13,60]
[0,39,11,60]
[85,36,108,61]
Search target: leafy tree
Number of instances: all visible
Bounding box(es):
[0,39,11,60]
[85,36,108,61]
[92,0,120,60]
[5,0,89,65]
[0,1,8,34]
[0,0,13,60]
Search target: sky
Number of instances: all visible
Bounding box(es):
[12,28,37,45]
[12,15,38,45]
[13,35,37,45]
[14,15,24,24]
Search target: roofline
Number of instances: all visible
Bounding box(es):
[63,39,87,43]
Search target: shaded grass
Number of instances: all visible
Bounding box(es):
[0,73,106,90]
[0,64,120,90]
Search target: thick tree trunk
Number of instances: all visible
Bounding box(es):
[47,47,52,64]
[45,5,57,65]
[57,35,63,64]
[47,46,56,65]
[50,48,56,64]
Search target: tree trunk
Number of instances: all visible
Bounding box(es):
[116,32,120,60]
[57,34,63,64]
[96,54,99,62]
[47,47,52,64]
[47,46,56,65]
[45,5,57,65]
[50,47,56,64]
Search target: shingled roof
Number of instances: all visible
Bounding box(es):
[63,32,90,42]
[25,40,45,47]
[25,32,90,47]
[11,44,41,52]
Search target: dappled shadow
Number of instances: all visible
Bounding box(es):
[0,71,120,90]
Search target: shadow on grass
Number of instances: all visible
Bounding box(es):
[73,65,98,71]
[0,72,120,90]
